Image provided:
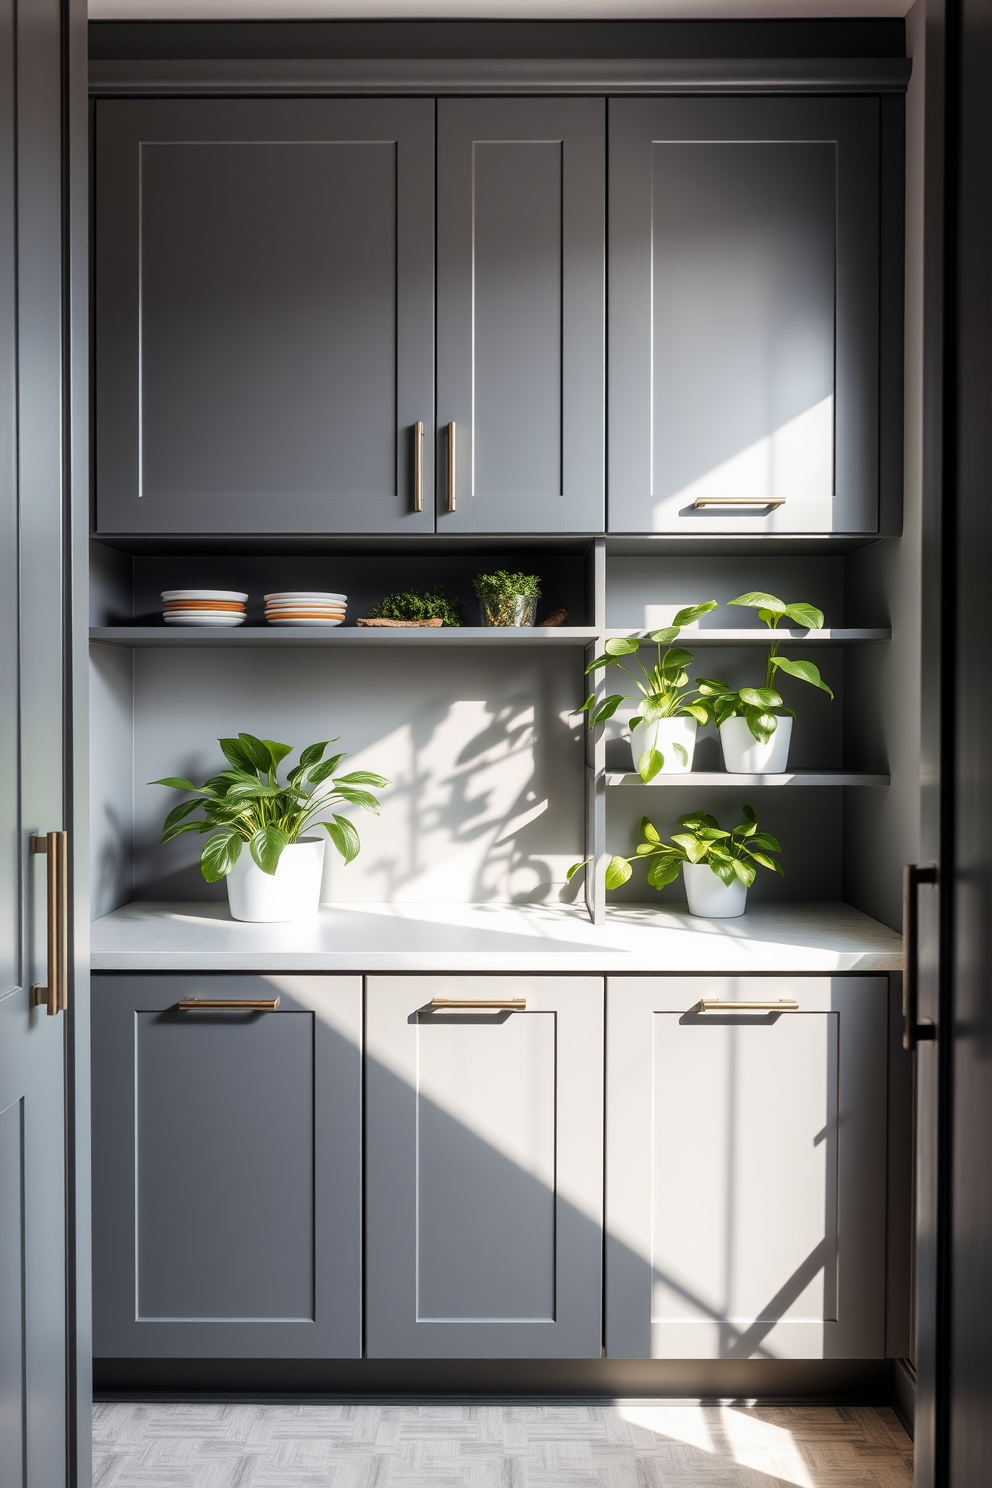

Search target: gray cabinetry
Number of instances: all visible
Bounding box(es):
[94,99,435,534]
[365,975,604,1357]
[91,974,363,1358]
[436,99,605,532]
[605,976,888,1359]
[608,98,881,534]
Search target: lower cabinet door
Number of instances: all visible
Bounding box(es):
[605,976,888,1360]
[91,974,363,1358]
[366,976,604,1358]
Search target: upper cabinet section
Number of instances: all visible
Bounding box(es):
[608,98,881,535]
[436,99,605,533]
[94,99,436,534]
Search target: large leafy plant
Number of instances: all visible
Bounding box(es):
[698,592,834,744]
[604,806,784,892]
[576,602,718,782]
[153,732,389,882]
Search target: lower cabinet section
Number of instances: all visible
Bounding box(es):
[91,974,363,1358]
[365,976,605,1358]
[605,976,888,1360]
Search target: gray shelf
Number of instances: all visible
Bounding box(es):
[89,625,601,647]
[605,627,890,645]
[606,770,889,787]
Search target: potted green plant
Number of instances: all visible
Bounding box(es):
[473,570,541,627]
[361,585,462,627]
[153,732,388,923]
[697,592,834,773]
[602,806,783,918]
[577,602,718,780]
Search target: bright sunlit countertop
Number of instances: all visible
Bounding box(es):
[89,900,903,975]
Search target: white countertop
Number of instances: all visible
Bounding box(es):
[90,900,903,974]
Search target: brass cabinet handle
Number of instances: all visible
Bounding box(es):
[903,863,939,1049]
[447,421,456,512]
[692,497,787,508]
[178,997,281,1011]
[431,996,525,1010]
[697,998,799,1012]
[31,831,67,1016]
[413,420,424,513]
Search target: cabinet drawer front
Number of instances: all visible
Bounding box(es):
[92,975,363,1358]
[608,97,880,534]
[366,976,604,1357]
[606,976,887,1360]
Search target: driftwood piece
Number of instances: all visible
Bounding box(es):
[356,616,444,628]
[540,608,570,628]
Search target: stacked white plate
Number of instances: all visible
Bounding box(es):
[264,592,347,627]
[162,590,248,626]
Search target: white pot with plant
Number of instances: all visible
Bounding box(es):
[592,805,784,917]
[577,602,718,781]
[697,592,834,774]
[153,731,389,922]
[474,570,541,627]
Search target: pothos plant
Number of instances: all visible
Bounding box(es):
[153,732,389,882]
[576,601,718,782]
[697,592,834,744]
[603,806,784,892]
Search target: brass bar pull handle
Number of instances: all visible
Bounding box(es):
[698,998,799,1012]
[431,996,525,1010]
[904,863,938,1049]
[178,997,281,1011]
[447,421,456,512]
[692,497,787,509]
[31,831,67,1017]
[413,420,424,513]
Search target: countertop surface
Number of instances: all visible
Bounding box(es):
[90,900,903,974]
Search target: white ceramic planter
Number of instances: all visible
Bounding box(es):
[226,837,325,922]
[682,862,748,918]
[630,714,697,775]
[719,713,794,774]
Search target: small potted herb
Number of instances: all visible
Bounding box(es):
[577,602,718,780]
[473,571,541,628]
[153,733,388,922]
[604,806,783,918]
[697,592,834,773]
[361,586,462,628]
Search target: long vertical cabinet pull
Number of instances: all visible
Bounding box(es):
[30,831,68,1016]
[903,862,938,1048]
[413,420,424,512]
[447,421,456,511]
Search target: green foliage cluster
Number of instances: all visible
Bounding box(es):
[472,570,542,598]
[153,732,389,882]
[368,586,462,626]
[604,807,784,892]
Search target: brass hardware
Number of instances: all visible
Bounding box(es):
[431,996,526,1010]
[178,997,281,1011]
[413,421,424,512]
[692,497,787,508]
[903,863,938,1049]
[31,831,67,1017]
[447,421,456,512]
[697,998,799,1013]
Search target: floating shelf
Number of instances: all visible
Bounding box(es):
[606,628,890,645]
[89,626,601,647]
[606,770,890,787]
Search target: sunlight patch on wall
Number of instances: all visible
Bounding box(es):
[662,395,834,511]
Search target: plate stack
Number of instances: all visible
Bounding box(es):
[264,592,347,627]
[162,590,248,626]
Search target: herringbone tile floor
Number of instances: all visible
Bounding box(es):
[92,1401,913,1487]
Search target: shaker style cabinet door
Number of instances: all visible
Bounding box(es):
[91,975,363,1358]
[608,98,880,534]
[436,99,605,532]
[366,976,604,1357]
[94,99,435,534]
[605,977,888,1359]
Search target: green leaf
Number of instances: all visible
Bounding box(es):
[709,856,737,885]
[335,770,390,788]
[591,694,626,727]
[565,859,590,883]
[682,703,710,724]
[640,818,661,843]
[263,739,293,772]
[728,591,786,615]
[744,706,779,744]
[200,831,243,883]
[238,733,274,773]
[151,775,199,792]
[678,811,720,831]
[739,686,783,708]
[782,602,824,631]
[770,655,835,698]
[250,824,289,875]
[299,739,334,769]
[671,742,688,766]
[648,626,679,646]
[306,756,347,786]
[639,694,674,724]
[605,855,633,890]
[574,692,597,715]
[672,600,718,627]
[162,799,200,833]
[323,815,361,864]
[201,774,233,797]
[747,832,782,853]
[696,677,732,697]
[583,653,614,675]
[748,850,785,875]
[331,787,381,814]
[637,748,663,784]
[605,636,642,656]
[660,647,693,673]
[162,819,208,843]
[731,857,756,887]
[672,834,708,863]
[647,856,683,890]
[218,737,256,774]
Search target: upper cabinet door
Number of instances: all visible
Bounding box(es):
[94,99,435,534]
[608,98,880,534]
[436,99,605,533]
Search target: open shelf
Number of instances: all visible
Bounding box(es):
[606,770,889,787]
[90,625,601,648]
[90,900,903,975]
[605,628,890,645]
